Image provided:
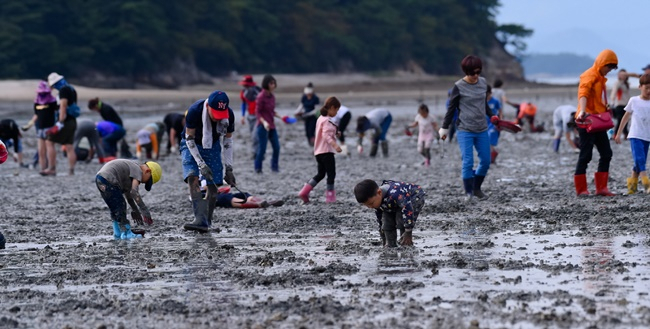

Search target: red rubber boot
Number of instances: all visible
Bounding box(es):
[595,172,615,196]
[574,174,590,196]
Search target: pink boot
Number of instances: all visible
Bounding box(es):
[325,190,336,203]
[298,183,313,203]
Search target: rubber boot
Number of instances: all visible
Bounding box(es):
[490,150,499,164]
[326,190,336,203]
[627,177,639,195]
[184,198,210,233]
[112,221,122,240]
[574,174,590,196]
[384,229,398,248]
[240,199,269,208]
[473,175,488,200]
[463,178,474,202]
[369,143,379,157]
[641,176,650,194]
[381,141,389,157]
[207,192,217,228]
[594,172,615,196]
[121,224,143,240]
[553,139,561,153]
[298,183,313,204]
[0,231,5,249]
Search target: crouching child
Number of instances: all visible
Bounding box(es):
[354,179,426,247]
[96,159,162,239]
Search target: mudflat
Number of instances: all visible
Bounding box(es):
[1,74,648,329]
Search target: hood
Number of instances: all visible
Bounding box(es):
[592,49,618,73]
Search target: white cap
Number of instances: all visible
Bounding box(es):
[47,72,64,87]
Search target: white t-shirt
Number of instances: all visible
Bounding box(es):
[415,114,436,138]
[330,105,350,125]
[552,105,576,134]
[624,96,650,141]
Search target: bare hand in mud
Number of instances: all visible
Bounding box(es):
[399,231,413,246]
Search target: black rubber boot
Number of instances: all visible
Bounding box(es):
[381,141,389,157]
[384,229,398,248]
[473,175,488,200]
[184,199,210,233]
[463,178,475,202]
[369,143,379,157]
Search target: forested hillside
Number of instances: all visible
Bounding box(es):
[0,0,525,86]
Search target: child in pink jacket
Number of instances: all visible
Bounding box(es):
[298,97,343,203]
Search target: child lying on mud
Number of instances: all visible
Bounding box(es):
[214,186,284,209]
[354,179,426,247]
[95,159,161,239]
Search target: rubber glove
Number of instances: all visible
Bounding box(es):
[142,214,153,226]
[199,163,213,182]
[224,166,236,186]
[490,116,499,125]
[399,230,413,246]
[438,128,449,141]
[46,122,64,136]
[131,211,144,226]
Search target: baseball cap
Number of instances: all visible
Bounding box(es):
[144,161,162,191]
[643,64,650,71]
[207,90,230,120]
[47,72,64,87]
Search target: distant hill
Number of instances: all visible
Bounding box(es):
[521,53,594,77]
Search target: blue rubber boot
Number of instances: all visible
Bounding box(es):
[112,221,122,240]
[0,231,5,249]
[120,224,143,240]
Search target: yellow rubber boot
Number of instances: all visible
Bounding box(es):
[642,176,650,193]
[627,177,638,195]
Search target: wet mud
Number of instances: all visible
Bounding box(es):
[2,100,650,329]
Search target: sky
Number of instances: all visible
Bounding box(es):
[496,0,649,74]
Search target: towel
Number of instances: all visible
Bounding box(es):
[202,100,213,149]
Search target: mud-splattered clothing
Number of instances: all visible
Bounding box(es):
[96,159,150,223]
[374,180,426,230]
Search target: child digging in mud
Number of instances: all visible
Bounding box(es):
[298,96,343,203]
[354,179,426,247]
[95,159,162,239]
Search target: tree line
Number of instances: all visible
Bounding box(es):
[0,0,530,82]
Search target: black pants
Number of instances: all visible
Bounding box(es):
[613,105,628,137]
[305,116,317,142]
[312,153,336,185]
[575,128,612,175]
[337,112,352,143]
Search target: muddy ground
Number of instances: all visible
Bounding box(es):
[1,85,650,329]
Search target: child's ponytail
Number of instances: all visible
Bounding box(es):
[319,96,341,116]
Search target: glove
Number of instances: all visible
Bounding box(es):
[399,230,413,246]
[199,163,213,182]
[357,145,363,154]
[224,166,236,186]
[170,146,178,154]
[490,116,499,125]
[438,128,449,141]
[46,122,64,136]
[404,126,413,136]
[131,211,144,226]
[21,119,35,131]
[142,214,153,226]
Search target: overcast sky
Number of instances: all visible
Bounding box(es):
[496,0,649,73]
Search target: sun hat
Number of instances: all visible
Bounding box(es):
[239,75,256,86]
[144,161,162,191]
[207,90,230,120]
[36,80,52,93]
[47,72,64,87]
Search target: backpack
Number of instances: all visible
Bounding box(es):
[243,86,261,102]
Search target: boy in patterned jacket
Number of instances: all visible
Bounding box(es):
[354,179,426,247]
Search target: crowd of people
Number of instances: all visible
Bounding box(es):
[2,49,650,248]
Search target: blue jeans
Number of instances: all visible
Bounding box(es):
[96,175,127,223]
[180,139,224,185]
[457,130,491,179]
[255,126,280,172]
[630,138,650,173]
[102,127,126,157]
[378,114,392,141]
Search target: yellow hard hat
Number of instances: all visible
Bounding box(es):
[144,161,162,191]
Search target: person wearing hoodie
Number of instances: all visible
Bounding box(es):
[573,49,619,196]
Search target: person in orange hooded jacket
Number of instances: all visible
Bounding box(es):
[574,49,619,197]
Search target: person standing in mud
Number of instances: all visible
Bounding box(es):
[439,55,496,201]
[354,179,426,247]
[88,98,133,158]
[297,96,343,204]
[95,159,161,239]
[181,90,237,233]
[330,104,351,156]
[614,74,650,194]
[297,82,320,146]
[239,75,261,158]
[23,81,58,171]
[356,108,392,157]
[255,74,282,173]
[609,69,632,139]
[574,49,619,197]
[406,104,438,167]
[44,72,78,176]
[163,112,185,155]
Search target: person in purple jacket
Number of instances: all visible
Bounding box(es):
[254,74,283,173]
[96,121,126,157]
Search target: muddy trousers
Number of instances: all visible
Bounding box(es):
[575,129,611,175]
[96,175,128,224]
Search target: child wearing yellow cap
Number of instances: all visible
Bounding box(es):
[95,159,162,239]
